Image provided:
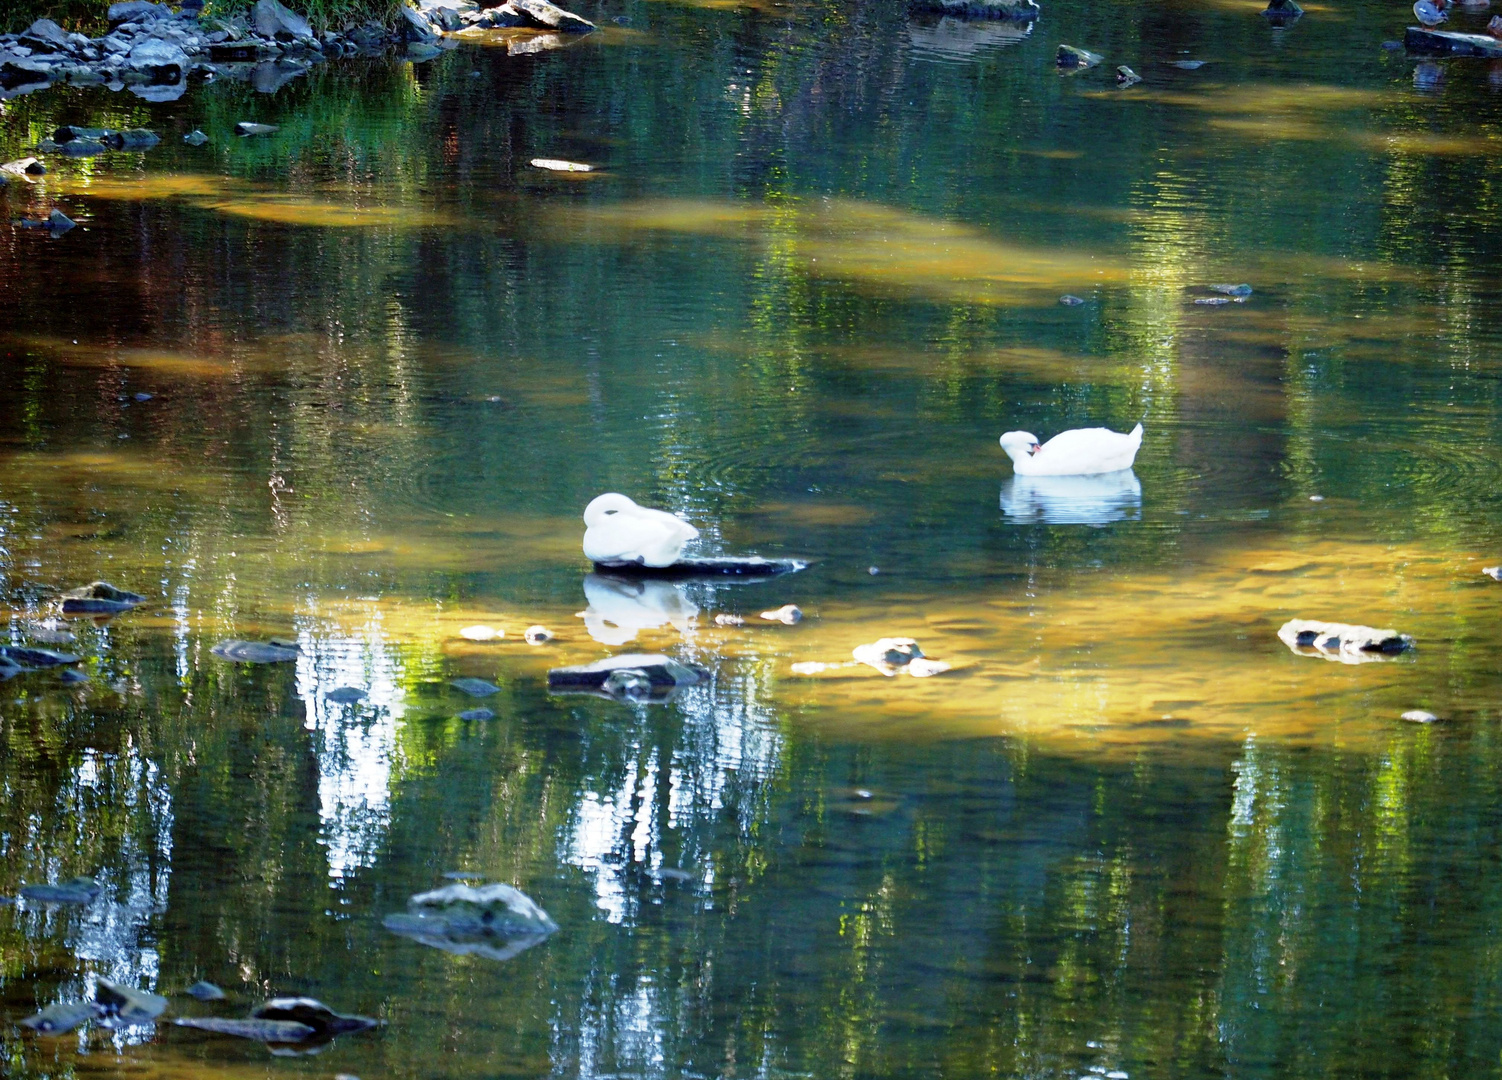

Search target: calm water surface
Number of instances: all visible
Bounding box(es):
[4,0,1502,1076]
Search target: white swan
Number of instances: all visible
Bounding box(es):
[582,493,699,567]
[999,423,1143,476]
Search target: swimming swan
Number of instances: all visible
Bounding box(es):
[582,493,700,567]
[999,423,1143,476]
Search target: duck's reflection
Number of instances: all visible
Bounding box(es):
[1000,469,1142,526]
[580,573,698,645]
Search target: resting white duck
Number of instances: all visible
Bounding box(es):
[582,493,700,567]
[999,423,1144,476]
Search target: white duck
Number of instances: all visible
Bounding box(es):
[999,423,1143,476]
[582,493,699,567]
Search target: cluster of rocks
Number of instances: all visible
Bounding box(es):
[0,0,595,103]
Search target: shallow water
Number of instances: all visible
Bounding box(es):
[5,0,1502,1075]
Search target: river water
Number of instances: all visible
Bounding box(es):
[3,0,1502,1076]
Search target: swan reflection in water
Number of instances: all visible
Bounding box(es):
[1000,469,1142,526]
[580,573,698,645]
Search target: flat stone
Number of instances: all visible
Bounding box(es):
[1401,709,1440,723]
[547,653,706,702]
[458,707,495,720]
[235,121,279,136]
[1278,619,1415,663]
[61,580,145,613]
[21,875,101,903]
[20,1001,97,1034]
[211,639,300,663]
[251,998,378,1038]
[384,882,558,962]
[95,979,168,1023]
[0,644,80,668]
[251,0,314,41]
[175,1017,316,1042]
[325,686,368,703]
[590,555,806,579]
[512,0,596,31]
[450,677,500,697]
[127,37,188,81]
[1056,43,1103,69]
[1405,25,1502,55]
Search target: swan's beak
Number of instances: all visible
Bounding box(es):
[1030,443,1041,454]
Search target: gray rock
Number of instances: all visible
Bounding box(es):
[0,58,52,87]
[20,1001,98,1034]
[175,1017,316,1042]
[21,19,71,53]
[252,0,314,40]
[1116,64,1141,86]
[512,0,596,31]
[103,128,161,150]
[450,677,500,697]
[325,686,368,703]
[1401,709,1440,723]
[210,639,300,663]
[47,208,75,232]
[1262,0,1302,21]
[384,882,558,961]
[61,581,146,613]
[547,653,706,702]
[396,5,441,41]
[457,707,495,720]
[852,637,924,676]
[422,3,468,30]
[109,1,170,24]
[1056,44,1103,69]
[1194,296,1234,305]
[251,998,378,1038]
[0,645,80,668]
[95,979,168,1023]
[908,0,1038,18]
[1209,282,1253,296]
[234,121,279,136]
[184,129,208,145]
[462,4,532,27]
[128,37,188,81]
[21,875,101,903]
[1,157,44,176]
[1278,619,1415,663]
[1059,294,1084,305]
[185,981,227,1001]
[1405,26,1502,55]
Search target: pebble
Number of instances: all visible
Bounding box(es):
[868,566,880,576]
[183,130,208,145]
[1059,294,1085,306]
[460,624,502,641]
[1401,709,1440,724]
[523,625,554,644]
[760,604,803,624]
[714,613,746,626]
[133,392,153,401]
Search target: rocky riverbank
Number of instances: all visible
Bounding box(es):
[0,0,595,102]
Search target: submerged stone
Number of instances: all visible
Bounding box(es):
[1059,294,1085,306]
[523,625,554,644]
[1209,282,1253,296]
[1262,0,1303,22]
[102,128,160,151]
[184,130,209,146]
[547,653,706,702]
[714,613,746,626]
[457,708,495,721]
[852,637,924,676]
[1170,59,1207,68]
[235,121,280,137]
[1056,44,1103,69]
[61,581,146,614]
[96,979,168,1023]
[0,644,80,667]
[1116,64,1141,86]
[21,875,101,903]
[760,604,803,624]
[211,639,300,663]
[384,882,559,962]
[1405,25,1502,55]
[324,686,368,703]
[175,1016,316,1042]
[251,998,379,1038]
[450,677,500,697]
[20,1001,97,1035]
[459,624,502,641]
[1401,709,1440,723]
[1278,619,1415,663]
[185,981,227,1001]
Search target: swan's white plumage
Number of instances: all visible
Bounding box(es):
[999,423,1143,476]
[582,493,699,567]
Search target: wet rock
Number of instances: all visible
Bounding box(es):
[1483,565,1502,580]
[21,875,101,903]
[591,556,807,579]
[20,1001,98,1035]
[1405,25,1502,55]
[1,59,52,88]
[1170,58,1207,68]
[547,653,706,702]
[512,0,596,31]
[184,129,208,145]
[1056,44,1103,69]
[1116,64,1141,86]
[185,981,226,1001]
[714,613,746,626]
[460,624,502,641]
[1278,619,1415,663]
[59,668,89,684]
[21,20,70,53]
[252,0,314,41]
[96,979,168,1023]
[406,42,444,61]
[61,581,146,613]
[383,882,559,961]
[0,644,80,668]
[852,637,924,676]
[175,1016,317,1042]
[128,38,188,82]
[908,0,1039,17]
[907,657,953,677]
[530,158,594,172]
[1,157,45,176]
[251,998,378,1038]
[325,686,368,703]
[396,5,441,41]
[109,1,170,24]
[1401,709,1440,723]
[235,121,279,136]
[24,619,75,644]
[102,128,160,150]
[1261,0,1303,23]
[458,707,495,720]
[53,125,111,144]
[461,4,531,27]
[523,625,554,644]
[1194,296,1235,305]
[1209,282,1253,296]
[211,639,300,663]
[760,604,803,624]
[451,677,500,697]
[1059,294,1085,305]
[421,0,470,30]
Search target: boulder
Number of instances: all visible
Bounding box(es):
[908,0,1038,18]
[251,0,314,41]
[512,0,595,31]
[0,157,44,176]
[1404,25,1502,55]
[61,580,145,613]
[462,4,533,27]
[421,1,470,30]
[20,19,71,53]
[251,998,378,1038]
[108,1,169,23]
[1277,619,1415,663]
[127,37,188,81]
[396,5,441,41]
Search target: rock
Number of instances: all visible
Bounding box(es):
[422,2,468,31]
[109,1,170,24]
[1116,64,1141,86]
[714,614,746,626]
[1209,282,1253,296]
[460,624,502,641]
[185,981,226,1001]
[250,60,309,94]
[61,581,146,613]
[325,686,367,703]
[383,882,558,961]
[1401,709,1440,723]
[95,979,168,1023]
[20,1001,98,1034]
[396,5,441,41]
[523,625,554,644]
[251,0,314,41]
[1405,25,1502,55]
[59,668,89,684]
[1056,44,1103,69]
[184,129,208,145]
[251,998,378,1038]
[49,209,75,233]
[907,658,953,677]
[1,157,45,176]
[1261,0,1303,22]
[1277,619,1416,663]
[406,42,444,61]
[910,0,1038,15]
[547,653,706,702]
[1483,565,1502,580]
[1059,294,1085,305]
[128,38,188,81]
[530,157,593,172]
[53,125,111,143]
[102,128,160,150]
[512,0,596,30]
[462,4,531,26]
[211,639,300,663]
[852,637,924,676]
[458,708,495,720]
[57,139,108,157]
[760,604,803,624]
[1170,59,1206,68]
[1194,296,1235,305]
[590,556,806,579]
[24,620,74,644]
[21,20,70,53]
[1,59,52,88]
[21,875,101,903]
[175,1017,317,1042]
[235,121,279,136]
[451,677,500,696]
[0,644,81,668]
